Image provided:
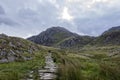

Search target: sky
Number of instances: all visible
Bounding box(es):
[0,0,120,38]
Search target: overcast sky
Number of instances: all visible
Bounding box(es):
[0,0,120,38]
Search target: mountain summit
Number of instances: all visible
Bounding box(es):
[28,27,78,46]
[28,27,93,48]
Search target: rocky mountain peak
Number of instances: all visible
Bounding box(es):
[28,26,78,46]
[103,26,120,35]
[45,26,70,33]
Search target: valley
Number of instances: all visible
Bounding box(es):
[0,26,120,80]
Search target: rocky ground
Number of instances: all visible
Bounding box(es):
[25,52,57,80]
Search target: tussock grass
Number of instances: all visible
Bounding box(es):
[52,46,120,80]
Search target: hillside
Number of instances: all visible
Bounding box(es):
[28,27,94,48]
[28,27,79,46]
[0,34,58,80]
[58,36,94,49]
[0,34,40,63]
[93,26,120,45]
[28,26,120,49]
[0,26,120,79]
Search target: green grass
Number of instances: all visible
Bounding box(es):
[0,51,46,80]
[0,45,119,80]
[52,46,120,80]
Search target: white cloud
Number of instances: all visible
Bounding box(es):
[59,7,74,21]
[0,0,120,37]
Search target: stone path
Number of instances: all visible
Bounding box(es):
[26,53,57,80]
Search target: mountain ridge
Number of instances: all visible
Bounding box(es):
[28,27,94,48]
[28,27,79,47]
[28,26,120,48]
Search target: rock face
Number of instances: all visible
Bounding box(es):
[28,27,78,46]
[58,36,94,49]
[28,27,93,48]
[93,26,120,45]
[0,34,39,63]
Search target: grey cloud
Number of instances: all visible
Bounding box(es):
[0,0,120,38]
[0,5,5,15]
[0,5,19,26]
[76,11,120,36]
[0,16,18,26]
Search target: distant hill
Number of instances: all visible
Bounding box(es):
[28,27,94,49]
[0,34,40,63]
[103,26,120,34]
[28,27,78,46]
[28,26,120,48]
[93,26,120,45]
[57,36,94,49]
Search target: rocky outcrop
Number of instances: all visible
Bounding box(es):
[0,34,39,63]
[58,36,94,49]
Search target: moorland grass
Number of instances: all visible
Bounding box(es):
[52,46,120,80]
[0,51,46,80]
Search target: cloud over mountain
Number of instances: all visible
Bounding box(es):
[0,0,120,38]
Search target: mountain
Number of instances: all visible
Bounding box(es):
[28,27,78,46]
[103,26,120,34]
[28,26,120,48]
[0,34,40,63]
[93,26,120,45]
[28,27,94,48]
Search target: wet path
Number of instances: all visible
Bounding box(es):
[25,53,57,80]
[39,53,57,80]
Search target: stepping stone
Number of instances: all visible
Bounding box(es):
[28,74,33,78]
[40,73,57,80]
[25,53,57,80]
[30,71,33,74]
[27,79,33,80]
[38,70,49,73]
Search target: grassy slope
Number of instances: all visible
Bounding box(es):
[0,36,40,61]
[0,35,120,80]
[52,46,120,80]
[0,46,50,80]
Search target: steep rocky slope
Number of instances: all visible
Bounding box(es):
[58,36,94,49]
[28,27,93,48]
[0,34,39,63]
[28,26,120,48]
[93,26,120,45]
[28,27,78,46]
